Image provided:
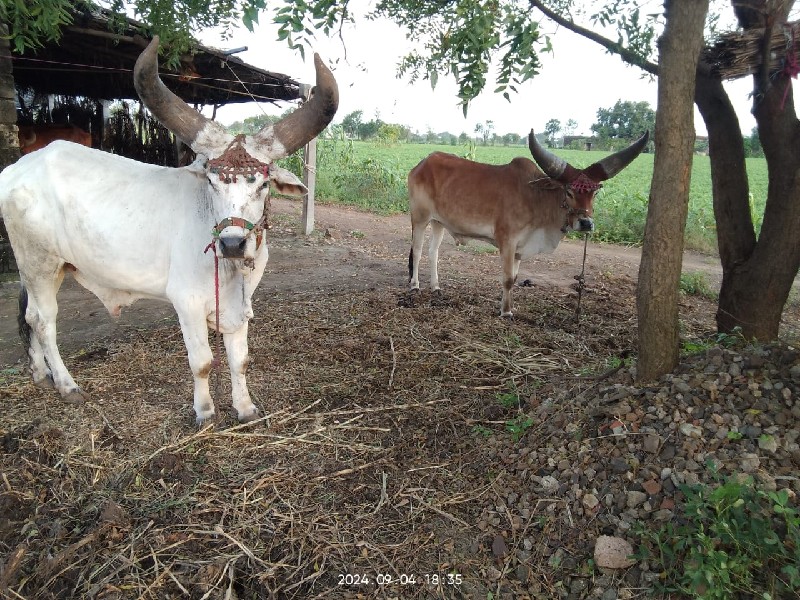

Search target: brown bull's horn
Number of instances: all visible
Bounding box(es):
[254,53,339,158]
[584,130,650,181]
[528,129,579,183]
[134,36,218,149]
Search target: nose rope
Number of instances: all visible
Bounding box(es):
[203,240,222,401]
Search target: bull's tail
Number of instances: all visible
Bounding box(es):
[18,285,32,349]
[408,247,413,282]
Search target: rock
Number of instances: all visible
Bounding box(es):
[601,588,619,600]
[583,493,600,510]
[740,453,761,473]
[641,479,662,495]
[610,457,630,474]
[626,491,647,509]
[679,423,703,438]
[492,534,508,559]
[643,434,661,453]
[594,536,636,569]
[758,434,779,453]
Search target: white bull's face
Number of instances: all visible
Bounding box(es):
[205,167,271,261]
[203,140,307,263]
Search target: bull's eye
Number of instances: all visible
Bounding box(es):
[260,181,270,190]
[246,175,256,184]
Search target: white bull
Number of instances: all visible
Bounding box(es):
[0,37,338,425]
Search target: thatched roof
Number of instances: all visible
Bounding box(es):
[11,7,302,106]
[701,20,800,81]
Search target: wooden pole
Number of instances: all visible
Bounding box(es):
[301,137,317,235]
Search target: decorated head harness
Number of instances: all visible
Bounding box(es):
[569,173,603,194]
[206,134,272,252]
[208,134,271,183]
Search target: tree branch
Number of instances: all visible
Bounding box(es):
[527,0,659,76]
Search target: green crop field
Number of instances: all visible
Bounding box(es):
[289,138,768,255]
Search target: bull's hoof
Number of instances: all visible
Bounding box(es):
[196,413,218,429]
[33,374,55,389]
[237,409,262,424]
[518,279,534,287]
[500,311,514,318]
[62,387,89,405]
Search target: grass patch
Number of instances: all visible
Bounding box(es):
[680,271,718,300]
[298,139,769,254]
[458,242,498,255]
[635,473,800,599]
[681,328,746,356]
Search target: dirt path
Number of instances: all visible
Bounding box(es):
[0,197,723,367]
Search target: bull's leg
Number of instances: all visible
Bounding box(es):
[500,246,517,317]
[512,252,522,283]
[175,307,216,425]
[22,275,87,402]
[428,221,446,291]
[223,322,260,423]
[19,285,52,388]
[409,217,428,290]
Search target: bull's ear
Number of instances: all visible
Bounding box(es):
[269,165,308,197]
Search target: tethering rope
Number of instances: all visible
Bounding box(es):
[574,233,590,323]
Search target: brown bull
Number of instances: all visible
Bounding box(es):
[408,129,649,316]
[18,124,92,154]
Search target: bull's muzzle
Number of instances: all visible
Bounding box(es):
[576,217,594,232]
[211,217,264,260]
[218,235,248,259]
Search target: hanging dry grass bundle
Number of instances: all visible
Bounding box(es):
[702,20,800,80]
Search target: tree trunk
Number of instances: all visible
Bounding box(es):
[533,0,800,344]
[701,1,800,340]
[636,0,709,382]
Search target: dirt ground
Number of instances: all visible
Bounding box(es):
[2,197,793,600]
[0,197,724,367]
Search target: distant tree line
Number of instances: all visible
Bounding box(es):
[226,101,764,157]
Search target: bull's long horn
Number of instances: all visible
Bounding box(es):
[528,129,578,183]
[134,36,222,151]
[585,130,650,181]
[254,53,339,158]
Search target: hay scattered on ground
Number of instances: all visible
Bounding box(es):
[0,267,685,599]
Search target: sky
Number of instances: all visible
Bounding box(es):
[197,6,766,140]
